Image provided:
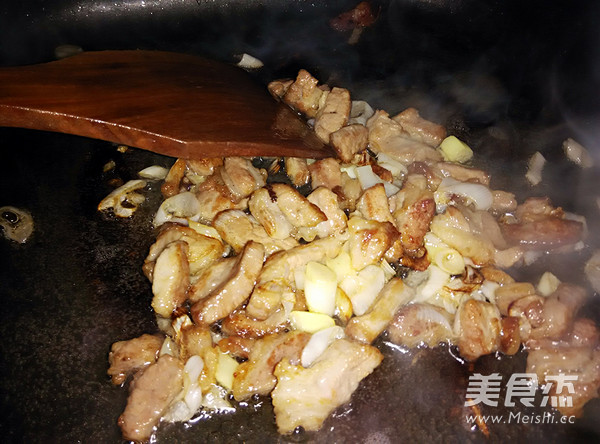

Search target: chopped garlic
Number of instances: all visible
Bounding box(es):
[415,265,451,302]
[215,350,239,392]
[439,136,473,163]
[171,314,193,344]
[434,177,493,212]
[103,160,116,172]
[236,53,264,69]
[349,100,375,126]
[335,288,353,323]
[187,220,222,241]
[379,259,396,280]
[480,280,500,304]
[138,165,169,180]
[525,151,546,186]
[424,233,465,275]
[164,355,204,422]
[537,271,561,297]
[376,152,408,178]
[563,138,594,168]
[289,311,336,333]
[304,261,338,316]
[356,165,400,197]
[159,337,178,357]
[153,191,201,227]
[294,264,307,291]
[339,264,385,315]
[203,384,234,412]
[97,179,147,218]
[340,164,358,179]
[325,251,355,283]
[301,326,345,367]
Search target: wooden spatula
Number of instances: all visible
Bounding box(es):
[0,50,332,159]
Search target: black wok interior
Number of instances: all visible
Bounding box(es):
[1,1,599,442]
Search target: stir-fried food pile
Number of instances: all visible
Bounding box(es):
[104,69,600,442]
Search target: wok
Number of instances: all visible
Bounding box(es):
[1,1,599,442]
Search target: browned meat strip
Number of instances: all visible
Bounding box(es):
[178,323,219,391]
[297,186,348,241]
[390,176,435,257]
[195,189,246,224]
[107,334,163,385]
[186,158,223,177]
[429,207,495,266]
[282,69,328,118]
[178,323,213,359]
[314,87,351,143]
[347,217,399,270]
[188,256,237,303]
[367,110,442,164]
[190,241,265,325]
[268,78,293,100]
[330,124,369,163]
[151,241,190,318]
[193,168,249,223]
[220,157,266,200]
[161,158,186,198]
[463,208,508,250]
[143,224,224,280]
[269,183,327,229]
[501,217,583,250]
[528,284,588,341]
[507,294,545,341]
[246,235,346,320]
[479,267,515,285]
[494,282,536,316]
[456,299,501,361]
[526,317,600,417]
[407,161,443,190]
[271,339,383,433]
[213,209,298,256]
[436,162,490,185]
[490,190,518,215]
[346,278,414,343]
[308,157,343,190]
[284,157,311,187]
[232,331,311,401]
[387,303,454,348]
[161,158,223,198]
[500,197,584,250]
[118,355,183,442]
[217,336,256,360]
[392,107,446,147]
[330,1,377,32]
[221,308,289,339]
[249,187,294,240]
[356,183,396,225]
[499,316,521,355]
[514,196,563,221]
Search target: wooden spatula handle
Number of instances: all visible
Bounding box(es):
[0,50,331,159]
